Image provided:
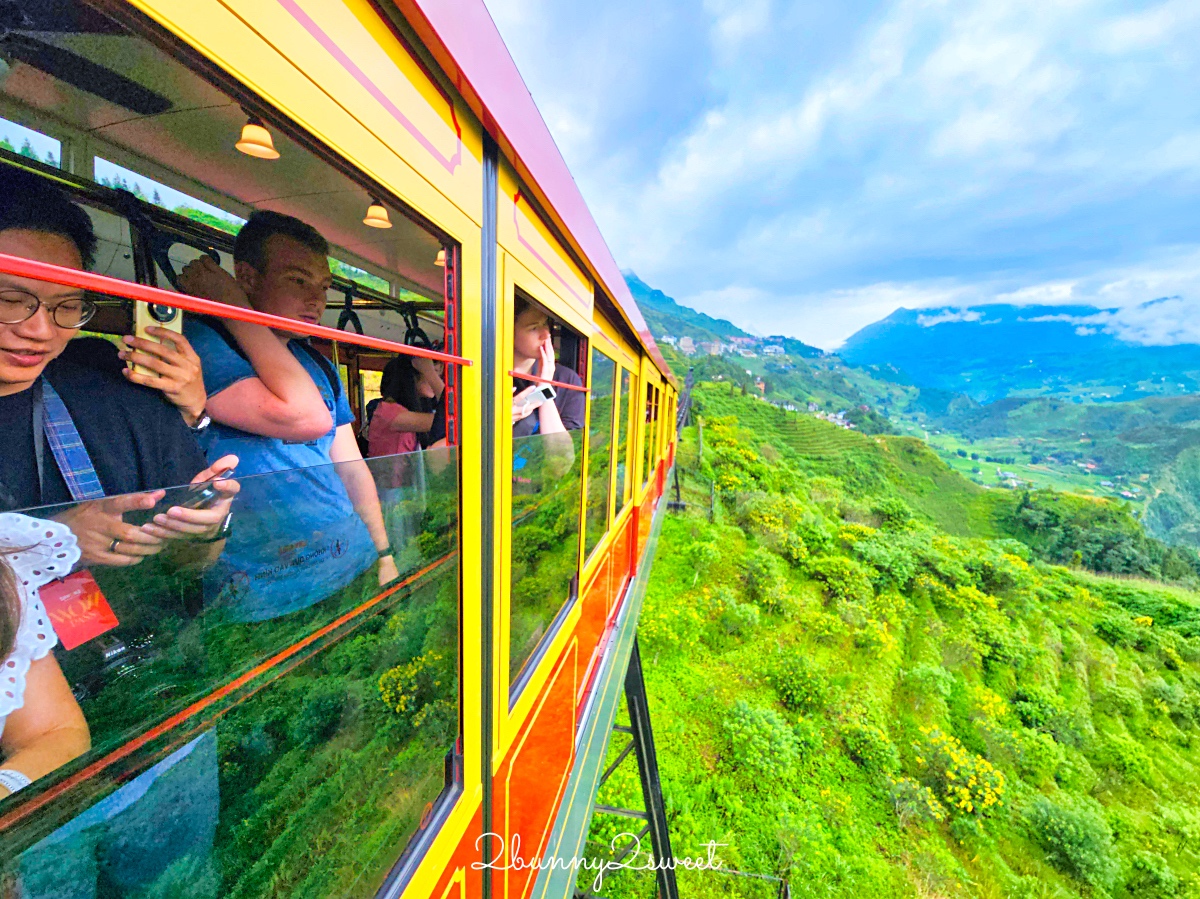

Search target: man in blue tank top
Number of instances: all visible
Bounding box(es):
[180,212,398,622]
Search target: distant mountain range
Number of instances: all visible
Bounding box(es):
[625,273,823,358]
[839,303,1200,403]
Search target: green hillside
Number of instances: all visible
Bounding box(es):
[583,387,1200,899]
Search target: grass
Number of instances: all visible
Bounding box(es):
[580,389,1200,899]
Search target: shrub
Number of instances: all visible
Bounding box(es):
[1025,794,1119,889]
[718,600,760,637]
[872,496,914,529]
[379,650,447,720]
[904,664,955,702]
[889,776,946,828]
[914,728,1005,816]
[840,720,900,776]
[1095,612,1136,647]
[806,554,873,605]
[744,547,789,612]
[1095,731,1153,785]
[724,700,801,778]
[770,651,829,713]
[1127,851,1179,898]
[1094,684,1144,720]
[1012,686,1067,732]
[289,682,346,749]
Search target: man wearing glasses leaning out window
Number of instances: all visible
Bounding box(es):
[0,168,237,567]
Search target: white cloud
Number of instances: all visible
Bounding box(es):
[485,0,1200,347]
[917,309,984,327]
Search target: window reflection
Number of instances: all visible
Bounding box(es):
[0,449,461,899]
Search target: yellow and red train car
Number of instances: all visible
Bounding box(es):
[0,1,678,897]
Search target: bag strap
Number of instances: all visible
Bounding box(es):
[293,340,342,401]
[35,378,106,502]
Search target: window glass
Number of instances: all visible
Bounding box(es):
[94,158,245,234]
[0,117,60,167]
[509,297,585,698]
[0,447,461,898]
[331,259,390,294]
[584,349,616,560]
[642,383,659,490]
[615,369,632,510]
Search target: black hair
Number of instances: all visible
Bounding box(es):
[233,210,328,272]
[380,355,423,411]
[0,166,97,268]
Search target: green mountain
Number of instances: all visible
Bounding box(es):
[584,386,1200,899]
[625,272,751,344]
[840,303,1200,404]
[625,272,823,358]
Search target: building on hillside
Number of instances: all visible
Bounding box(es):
[807,401,819,412]
[730,336,756,346]
[660,335,677,347]
[701,341,722,355]
[763,345,784,356]
[738,348,757,358]
[679,336,696,355]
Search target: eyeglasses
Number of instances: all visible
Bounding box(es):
[0,289,97,329]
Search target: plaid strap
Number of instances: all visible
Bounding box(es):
[38,378,106,502]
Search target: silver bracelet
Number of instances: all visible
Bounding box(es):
[0,768,32,795]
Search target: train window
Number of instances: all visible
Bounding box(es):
[94,158,245,234]
[0,116,61,167]
[584,349,617,560]
[615,369,633,510]
[0,2,462,893]
[509,294,585,697]
[0,449,461,897]
[642,383,659,490]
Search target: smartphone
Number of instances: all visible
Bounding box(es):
[131,301,183,376]
[125,478,225,528]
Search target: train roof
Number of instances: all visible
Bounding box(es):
[392,0,672,380]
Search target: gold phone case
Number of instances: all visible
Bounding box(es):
[131,301,183,376]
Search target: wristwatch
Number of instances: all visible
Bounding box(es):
[189,410,212,432]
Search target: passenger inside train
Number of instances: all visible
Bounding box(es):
[0,525,90,799]
[368,354,441,457]
[0,169,239,566]
[0,32,460,859]
[178,211,399,620]
[511,294,585,435]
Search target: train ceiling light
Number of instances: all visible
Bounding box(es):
[363,197,392,229]
[235,115,280,159]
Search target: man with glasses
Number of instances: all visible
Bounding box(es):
[0,167,236,565]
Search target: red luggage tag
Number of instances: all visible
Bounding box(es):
[39,570,119,651]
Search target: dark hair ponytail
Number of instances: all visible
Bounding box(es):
[1,554,21,660]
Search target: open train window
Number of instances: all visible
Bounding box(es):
[509,291,586,701]
[615,369,633,511]
[0,3,463,895]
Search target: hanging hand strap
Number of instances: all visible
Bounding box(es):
[34,378,106,502]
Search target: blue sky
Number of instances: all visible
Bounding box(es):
[483,0,1200,349]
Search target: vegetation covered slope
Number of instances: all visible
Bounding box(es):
[584,387,1200,899]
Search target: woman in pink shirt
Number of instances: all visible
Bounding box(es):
[368,355,441,458]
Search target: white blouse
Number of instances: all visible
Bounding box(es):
[0,513,80,740]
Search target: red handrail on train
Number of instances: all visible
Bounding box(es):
[509,370,589,392]
[0,252,472,367]
[0,552,456,831]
